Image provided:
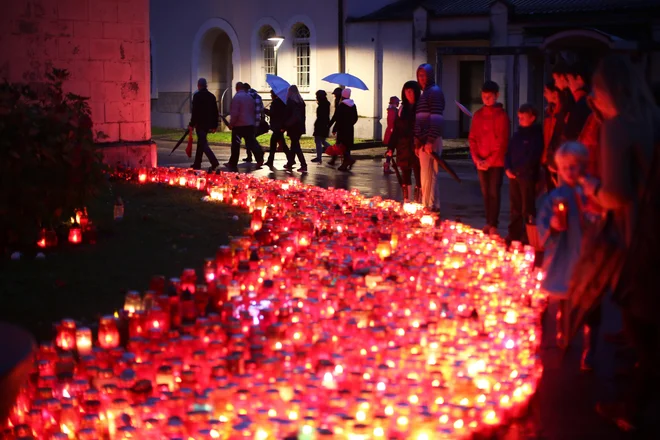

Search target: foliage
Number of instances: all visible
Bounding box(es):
[0,68,108,251]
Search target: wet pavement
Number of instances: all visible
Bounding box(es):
[157,140,632,439]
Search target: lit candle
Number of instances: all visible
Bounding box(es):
[68,223,82,244]
[75,327,92,355]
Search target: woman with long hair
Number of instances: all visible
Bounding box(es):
[578,54,659,433]
[282,85,307,173]
[387,80,422,202]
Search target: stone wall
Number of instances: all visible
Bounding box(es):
[0,0,155,167]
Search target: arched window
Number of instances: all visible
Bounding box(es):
[260,26,276,86]
[292,23,310,91]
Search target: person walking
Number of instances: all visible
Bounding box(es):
[312,90,331,164]
[332,88,358,172]
[188,78,220,171]
[386,81,422,203]
[243,83,265,163]
[225,82,263,171]
[383,96,400,175]
[282,85,307,173]
[328,87,343,166]
[264,90,290,167]
[468,80,510,232]
[413,64,445,212]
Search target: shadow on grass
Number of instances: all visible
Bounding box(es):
[0,181,248,341]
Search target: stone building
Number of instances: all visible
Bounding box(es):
[0,0,155,166]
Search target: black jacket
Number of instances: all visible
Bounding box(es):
[505,124,544,180]
[563,89,591,141]
[265,97,287,132]
[283,100,306,137]
[313,99,330,137]
[189,89,219,131]
[333,100,358,145]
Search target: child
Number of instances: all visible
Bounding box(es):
[468,80,510,234]
[383,96,400,174]
[537,141,598,370]
[505,103,543,245]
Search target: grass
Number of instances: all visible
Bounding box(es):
[152,127,376,150]
[0,181,248,341]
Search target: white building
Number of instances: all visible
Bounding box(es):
[150,0,660,139]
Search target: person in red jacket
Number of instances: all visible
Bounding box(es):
[469,81,510,234]
[383,96,399,175]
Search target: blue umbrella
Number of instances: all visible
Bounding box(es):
[322,73,369,91]
[266,74,290,103]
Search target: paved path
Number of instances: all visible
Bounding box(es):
[157,140,631,439]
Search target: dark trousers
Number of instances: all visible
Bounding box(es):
[337,134,353,160]
[193,129,219,168]
[477,167,504,228]
[267,130,290,164]
[400,157,421,188]
[287,133,307,168]
[229,126,263,167]
[508,177,537,242]
[244,127,262,160]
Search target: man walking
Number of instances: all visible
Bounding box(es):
[243,83,265,163]
[225,82,264,171]
[189,78,220,171]
[414,63,445,212]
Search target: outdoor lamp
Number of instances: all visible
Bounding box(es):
[268,36,285,75]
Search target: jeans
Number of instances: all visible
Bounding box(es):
[477,167,504,228]
[418,137,443,210]
[267,130,290,164]
[288,134,307,168]
[192,128,219,169]
[314,136,330,160]
[245,127,261,160]
[508,177,537,242]
[229,126,263,167]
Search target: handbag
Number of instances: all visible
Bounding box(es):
[325,143,346,156]
[256,113,270,136]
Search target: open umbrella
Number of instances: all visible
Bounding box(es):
[455,100,473,118]
[322,73,368,91]
[266,74,290,103]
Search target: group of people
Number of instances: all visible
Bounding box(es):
[188,78,361,174]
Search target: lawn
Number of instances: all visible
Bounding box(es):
[0,180,248,341]
[152,126,376,150]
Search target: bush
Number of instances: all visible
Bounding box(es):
[0,68,107,252]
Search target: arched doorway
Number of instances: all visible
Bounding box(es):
[192,19,241,117]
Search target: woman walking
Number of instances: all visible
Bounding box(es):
[387,81,422,203]
[264,90,291,167]
[282,85,307,173]
[332,88,358,171]
[312,90,331,164]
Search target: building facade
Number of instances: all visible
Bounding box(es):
[150,0,660,140]
[1,0,155,166]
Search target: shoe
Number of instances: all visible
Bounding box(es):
[223,162,238,172]
[242,157,252,163]
[482,225,492,234]
[383,163,394,175]
[298,167,308,174]
[255,160,264,169]
[190,164,201,170]
[207,164,219,172]
[338,158,356,171]
[595,402,637,432]
[265,161,274,168]
[283,163,294,171]
[328,156,337,166]
[311,157,322,163]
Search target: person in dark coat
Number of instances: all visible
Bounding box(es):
[264,90,290,167]
[188,77,220,171]
[332,88,359,171]
[282,85,307,173]
[542,81,565,191]
[505,103,543,244]
[327,87,343,165]
[564,62,592,141]
[387,81,421,203]
[312,90,331,164]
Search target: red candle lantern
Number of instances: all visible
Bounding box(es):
[250,213,263,232]
[138,168,148,184]
[37,228,48,248]
[98,316,120,349]
[79,208,89,231]
[56,319,77,351]
[76,327,93,355]
[68,223,82,244]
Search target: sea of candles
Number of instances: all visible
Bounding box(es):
[5,167,546,439]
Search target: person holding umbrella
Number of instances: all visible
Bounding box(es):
[332,88,358,171]
[188,78,220,171]
[414,63,445,212]
[387,81,422,203]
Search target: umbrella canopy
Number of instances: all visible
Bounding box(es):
[266,74,290,103]
[322,73,369,91]
[455,100,473,118]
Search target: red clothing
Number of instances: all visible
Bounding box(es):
[578,112,601,178]
[383,105,397,145]
[468,103,510,168]
[542,105,558,165]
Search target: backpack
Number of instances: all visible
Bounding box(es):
[250,90,270,136]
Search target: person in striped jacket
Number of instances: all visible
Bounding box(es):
[414,63,445,212]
